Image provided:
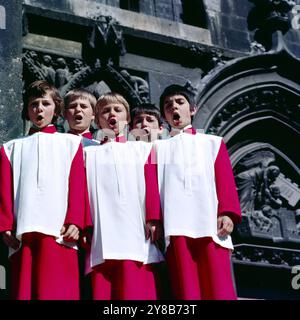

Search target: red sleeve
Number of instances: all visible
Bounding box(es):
[214,140,242,225]
[83,168,93,230]
[144,147,162,223]
[0,147,14,232]
[64,144,85,230]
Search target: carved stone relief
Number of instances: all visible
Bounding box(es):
[207,88,300,135]
[22,16,150,105]
[235,149,300,244]
[248,0,296,50]
[232,244,300,267]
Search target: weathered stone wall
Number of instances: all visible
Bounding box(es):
[204,0,300,56]
[0,0,23,145]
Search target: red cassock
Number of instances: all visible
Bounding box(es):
[67,130,98,231]
[154,126,242,300]
[68,130,98,300]
[85,136,165,300]
[0,125,87,300]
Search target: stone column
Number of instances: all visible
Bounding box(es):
[0,0,23,299]
[0,0,23,145]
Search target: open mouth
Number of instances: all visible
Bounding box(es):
[172,112,181,126]
[109,118,117,126]
[75,115,83,121]
[143,128,150,135]
[36,115,44,121]
[173,113,180,121]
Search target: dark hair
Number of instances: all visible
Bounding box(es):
[131,103,163,126]
[22,80,63,123]
[159,84,195,116]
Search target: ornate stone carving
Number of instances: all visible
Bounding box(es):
[40,55,56,84]
[248,0,296,50]
[250,41,267,54]
[232,244,300,267]
[22,49,149,106]
[188,44,227,74]
[82,15,126,67]
[207,88,300,135]
[22,15,150,105]
[54,57,72,88]
[184,80,198,98]
[120,70,150,103]
[236,151,281,212]
[235,150,300,244]
[23,50,89,89]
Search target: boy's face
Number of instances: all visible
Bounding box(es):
[163,94,195,129]
[132,113,162,141]
[64,97,94,134]
[96,102,128,136]
[28,91,56,128]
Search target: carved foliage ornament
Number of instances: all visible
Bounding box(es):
[207,88,300,135]
[232,244,300,267]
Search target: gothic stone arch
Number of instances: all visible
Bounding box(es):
[193,48,300,298]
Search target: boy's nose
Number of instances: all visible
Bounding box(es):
[74,104,82,112]
[37,103,43,112]
[141,120,148,128]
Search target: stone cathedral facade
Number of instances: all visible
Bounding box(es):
[1,0,300,299]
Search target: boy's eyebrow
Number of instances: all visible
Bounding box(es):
[29,97,52,103]
[68,101,89,106]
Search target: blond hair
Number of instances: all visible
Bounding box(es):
[64,89,97,112]
[95,92,131,122]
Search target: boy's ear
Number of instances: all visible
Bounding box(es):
[190,106,196,116]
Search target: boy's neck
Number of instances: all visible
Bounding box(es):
[29,124,56,135]
[69,128,92,139]
[170,123,193,133]
[182,124,193,131]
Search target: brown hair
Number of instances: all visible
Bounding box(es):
[130,103,163,127]
[64,89,97,112]
[95,92,130,122]
[22,80,63,123]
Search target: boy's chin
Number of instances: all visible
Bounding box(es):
[32,122,50,129]
[173,121,190,129]
[171,123,184,129]
[71,124,88,132]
